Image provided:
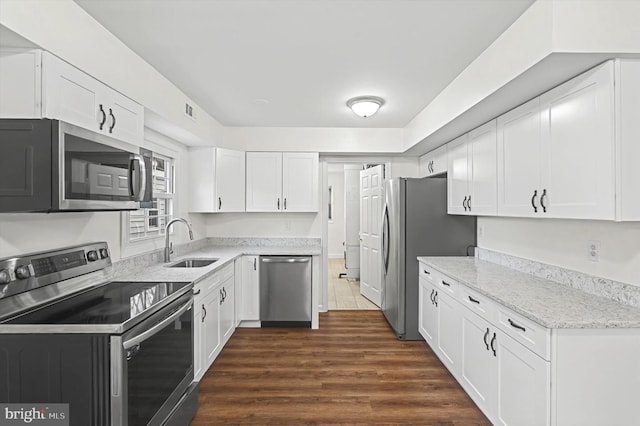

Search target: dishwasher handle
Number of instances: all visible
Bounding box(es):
[261,257,310,263]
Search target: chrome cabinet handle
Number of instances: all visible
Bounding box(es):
[284,198,287,210]
[98,104,107,130]
[253,258,257,270]
[467,195,471,211]
[193,289,201,295]
[202,304,206,321]
[430,289,435,304]
[218,197,222,210]
[483,328,490,350]
[490,333,497,357]
[442,281,451,287]
[508,318,526,332]
[540,189,547,213]
[108,108,116,133]
[434,291,438,307]
[468,296,480,304]
[463,196,468,211]
[531,190,538,213]
[423,269,430,275]
[220,289,223,305]
[277,198,280,210]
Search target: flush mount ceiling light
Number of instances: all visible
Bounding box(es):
[347,96,384,118]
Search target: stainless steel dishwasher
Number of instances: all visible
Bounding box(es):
[260,255,312,327]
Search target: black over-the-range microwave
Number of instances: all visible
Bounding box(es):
[0,118,153,212]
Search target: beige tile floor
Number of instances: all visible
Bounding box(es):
[328,258,379,310]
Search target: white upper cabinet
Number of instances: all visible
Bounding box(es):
[246,152,318,212]
[0,49,144,144]
[497,98,543,217]
[497,61,615,220]
[246,152,283,212]
[189,147,246,213]
[419,144,447,177]
[447,120,498,216]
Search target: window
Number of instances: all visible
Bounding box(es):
[128,153,175,242]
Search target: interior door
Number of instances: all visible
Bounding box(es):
[359,165,384,307]
[343,165,361,279]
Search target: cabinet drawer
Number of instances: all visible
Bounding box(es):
[459,285,497,323]
[497,308,550,361]
[419,263,438,285]
[201,273,221,294]
[419,264,457,296]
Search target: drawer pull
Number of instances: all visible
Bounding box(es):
[483,328,490,350]
[193,289,201,295]
[423,269,430,275]
[468,296,480,304]
[508,319,526,332]
[433,291,438,307]
[490,333,497,357]
[442,281,451,287]
[430,289,435,304]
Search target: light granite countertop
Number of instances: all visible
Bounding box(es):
[117,244,321,285]
[417,256,640,329]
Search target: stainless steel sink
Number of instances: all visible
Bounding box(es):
[167,258,218,268]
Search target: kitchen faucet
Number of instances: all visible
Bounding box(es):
[164,218,194,263]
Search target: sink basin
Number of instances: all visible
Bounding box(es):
[167,258,218,268]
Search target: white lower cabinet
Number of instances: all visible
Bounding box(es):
[421,262,550,425]
[239,255,260,324]
[193,262,236,382]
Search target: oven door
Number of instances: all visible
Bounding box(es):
[110,292,194,426]
[55,120,146,211]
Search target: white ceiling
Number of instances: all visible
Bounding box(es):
[74,0,534,128]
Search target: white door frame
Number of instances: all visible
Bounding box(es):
[319,156,393,312]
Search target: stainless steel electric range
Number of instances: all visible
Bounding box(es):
[0,242,198,426]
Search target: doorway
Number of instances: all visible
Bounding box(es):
[325,161,381,311]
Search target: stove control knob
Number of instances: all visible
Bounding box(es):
[87,250,99,262]
[99,248,109,259]
[0,269,10,285]
[15,265,30,280]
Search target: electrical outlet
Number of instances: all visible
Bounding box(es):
[588,240,600,262]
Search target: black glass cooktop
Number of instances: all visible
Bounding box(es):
[6,281,191,326]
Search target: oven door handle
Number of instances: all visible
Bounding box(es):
[123,300,192,350]
[129,154,147,202]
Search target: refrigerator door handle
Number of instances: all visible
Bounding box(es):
[382,205,390,274]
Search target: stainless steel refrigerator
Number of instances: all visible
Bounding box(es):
[381,176,476,340]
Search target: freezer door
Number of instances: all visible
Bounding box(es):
[381,178,403,337]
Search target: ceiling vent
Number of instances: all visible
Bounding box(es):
[185,102,196,121]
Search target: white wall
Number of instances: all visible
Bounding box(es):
[478,217,640,287]
[0,128,197,261]
[327,166,345,258]
[203,212,321,239]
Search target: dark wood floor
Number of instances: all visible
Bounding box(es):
[191,310,490,425]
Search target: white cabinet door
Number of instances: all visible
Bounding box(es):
[468,120,497,216]
[419,144,447,177]
[42,51,104,134]
[497,98,542,217]
[105,89,144,145]
[495,332,550,426]
[41,52,143,144]
[540,61,615,220]
[436,291,461,377]
[246,152,283,212]
[193,295,204,381]
[216,148,246,212]
[418,277,437,345]
[447,134,469,215]
[189,147,246,212]
[240,255,260,322]
[203,287,221,369]
[460,307,496,419]
[282,152,318,212]
[220,276,235,343]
